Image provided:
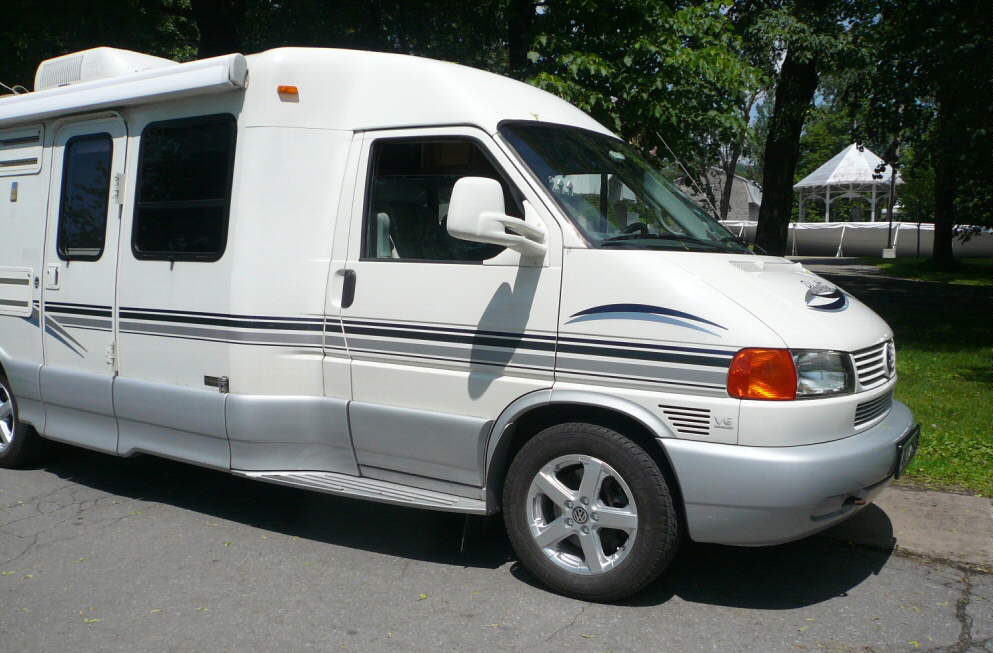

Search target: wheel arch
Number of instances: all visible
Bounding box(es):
[483,390,686,523]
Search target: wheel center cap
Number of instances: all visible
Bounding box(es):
[571,506,589,524]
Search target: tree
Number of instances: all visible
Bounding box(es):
[525,0,761,204]
[849,0,992,267]
[715,89,763,220]
[735,0,871,255]
[0,0,197,89]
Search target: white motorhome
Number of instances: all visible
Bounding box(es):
[0,47,918,600]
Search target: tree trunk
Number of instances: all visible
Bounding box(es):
[931,91,957,268]
[718,93,757,221]
[719,143,742,221]
[507,0,535,79]
[191,0,245,58]
[755,47,819,254]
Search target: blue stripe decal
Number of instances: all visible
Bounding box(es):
[568,304,727,331]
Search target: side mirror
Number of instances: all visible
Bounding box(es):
[447,177,547,257]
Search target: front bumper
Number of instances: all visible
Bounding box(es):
[662,400,918,546]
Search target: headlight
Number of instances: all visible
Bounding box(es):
[792,350,854,398]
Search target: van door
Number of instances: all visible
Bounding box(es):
[334,126,562,493]
[40,115,127,453]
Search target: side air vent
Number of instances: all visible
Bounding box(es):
[855,392,892,427]
[0,125,42,176]
[661,405,711,437]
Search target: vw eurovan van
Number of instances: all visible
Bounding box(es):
[0,47,919,600]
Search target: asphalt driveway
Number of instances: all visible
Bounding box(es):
[2,449,990,652]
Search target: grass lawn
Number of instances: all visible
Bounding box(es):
[842,260,991,496]
[895,346,991,496]
[861,256,992,286]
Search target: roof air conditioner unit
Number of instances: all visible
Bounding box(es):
[34,47,177,91]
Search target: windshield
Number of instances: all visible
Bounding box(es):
[501,123,751,254]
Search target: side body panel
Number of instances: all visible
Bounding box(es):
[113,95,243,466]
[39,115,127,453]
[111,93,355,473]
[0,123,48,429]
[335,126,563,494]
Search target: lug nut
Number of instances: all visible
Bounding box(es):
[565,518,573,526]
[565,500,573,508]
[581,526,589,534]
[591,513,598,521]
[581,497,589,505]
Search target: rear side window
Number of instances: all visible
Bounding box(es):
[57,133,112,261]
[133,114,236,261]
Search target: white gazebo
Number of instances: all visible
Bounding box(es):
[794,143,902,222]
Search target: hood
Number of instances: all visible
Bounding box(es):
[560,250,785,351]
[663,254,892,351]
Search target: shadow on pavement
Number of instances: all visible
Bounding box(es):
[44,447,895,609]
[508,508,895,609]
[44,448,512,570]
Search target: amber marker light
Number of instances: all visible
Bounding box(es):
[276,85,299,98]
[727,348,798,400]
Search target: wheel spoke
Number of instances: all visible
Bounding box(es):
[577,458,604,502]
[533,469,575,506]
[0,399,12,422]
[579,529,605,574]
[533,516,572,549]
[595,506,637,531]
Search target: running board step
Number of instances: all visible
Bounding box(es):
[233,470,487,515]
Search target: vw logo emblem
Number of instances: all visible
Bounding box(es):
[802,280,847,311]
[571,506,589,524]
[804,281,837,297]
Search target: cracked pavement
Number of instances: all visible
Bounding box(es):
[2,449,991,652]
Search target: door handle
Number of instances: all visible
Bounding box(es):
[341,269,356,308]
[44,264,61,290]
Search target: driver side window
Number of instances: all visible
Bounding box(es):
[362,138,522,262]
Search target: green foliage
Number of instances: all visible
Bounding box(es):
[0,0,198,88]
[795,104,851,182]
[850,259,993,495]
[896,146,936,224]
[846,0,992,229]
[242,0,509,72]
[525,1,762,174]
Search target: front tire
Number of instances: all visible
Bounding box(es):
[0,371,48,468]
[503,422,680,601]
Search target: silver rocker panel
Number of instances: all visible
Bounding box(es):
[233,470,488,515]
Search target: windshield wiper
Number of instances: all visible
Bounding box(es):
[600,233,730,252]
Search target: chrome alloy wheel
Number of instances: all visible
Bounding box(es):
[0,380,14,451]
[525,454,638,575]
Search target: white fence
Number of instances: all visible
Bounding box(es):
[721,221,993,258]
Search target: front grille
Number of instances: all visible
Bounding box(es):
[855,392,893,426]
[661,405,710,437]
[851,341,891,389]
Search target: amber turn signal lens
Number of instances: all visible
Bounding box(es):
[276,85,299,95]
[727,348,797,400]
